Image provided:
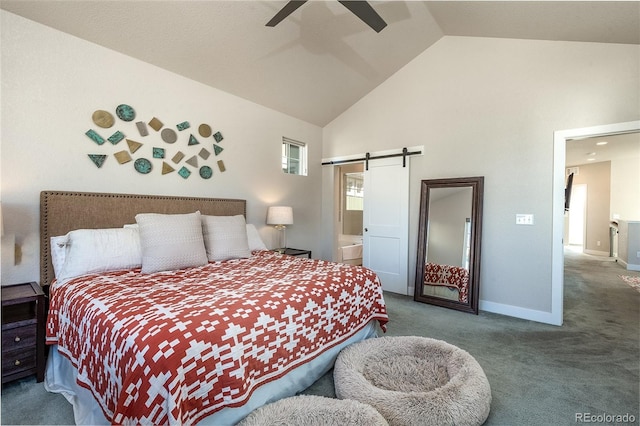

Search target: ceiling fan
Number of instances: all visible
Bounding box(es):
[266,1,387,33]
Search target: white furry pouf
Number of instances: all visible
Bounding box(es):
[334,336,491,426]
[237,394,389,426]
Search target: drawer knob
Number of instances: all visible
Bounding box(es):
[14,336,21,342]
[14,360,21,366]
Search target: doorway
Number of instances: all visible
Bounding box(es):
[331,156,411,294]
[336,163,365,266]
[552,120,640,326]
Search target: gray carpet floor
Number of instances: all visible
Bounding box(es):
[2,249,638,425]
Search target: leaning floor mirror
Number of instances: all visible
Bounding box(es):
[414,176,484,314]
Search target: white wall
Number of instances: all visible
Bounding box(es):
[0,11,323,284]
[322,36,640,321]
[617,220,640,271]
[611,154,640,221]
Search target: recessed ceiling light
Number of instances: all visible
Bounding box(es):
[596,141,608,145]
[587,158,596,161]
[587,152,596,156]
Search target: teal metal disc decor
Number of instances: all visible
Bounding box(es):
[199,166,213,179]
[116,104,136,122]
[86,105,228,180]
[134,158,152,174]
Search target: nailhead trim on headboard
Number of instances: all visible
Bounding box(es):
[40,191,247,287]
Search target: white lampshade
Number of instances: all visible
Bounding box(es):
[266,206,293,226]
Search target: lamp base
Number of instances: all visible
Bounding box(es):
[273,225,288,252]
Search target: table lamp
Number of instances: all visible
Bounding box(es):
[266,206,293,252]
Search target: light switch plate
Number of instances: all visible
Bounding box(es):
[516,214,534,225]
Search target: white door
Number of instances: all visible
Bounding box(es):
[363,157,409,294]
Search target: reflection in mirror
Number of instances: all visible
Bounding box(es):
[414,177,484,314]
[342,172,364,235]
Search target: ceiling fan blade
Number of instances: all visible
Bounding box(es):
[338,1,387,33]
[266,1,308,27]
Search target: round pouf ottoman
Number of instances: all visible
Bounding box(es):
[237,394,388,426]
[334,336,491,426]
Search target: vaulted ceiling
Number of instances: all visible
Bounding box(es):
[1,1,639,127]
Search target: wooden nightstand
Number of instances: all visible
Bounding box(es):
[277,248,312,259]
[1,282,46,383]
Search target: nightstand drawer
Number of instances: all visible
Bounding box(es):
[1,282,46,383]
[2,323,37,351]
[2,348,37,377]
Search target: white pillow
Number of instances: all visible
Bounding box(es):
[57,228,142,282]
[50,235,69,279]
[246,224,268,251]
[202,215,252,261]
[135,211,208,274]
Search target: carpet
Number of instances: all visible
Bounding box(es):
[619,275,640,292]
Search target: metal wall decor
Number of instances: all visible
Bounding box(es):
[92,110,114,128]
[86,103,229,180]
[88,154,107,168]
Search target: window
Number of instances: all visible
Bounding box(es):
[282,137,307,176]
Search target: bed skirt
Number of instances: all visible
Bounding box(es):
[45,321,379,426]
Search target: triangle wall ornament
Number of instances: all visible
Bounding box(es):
[127,139,143,153]
[162,162,175,175]
[186,156,199,168]
[88,154,107,168]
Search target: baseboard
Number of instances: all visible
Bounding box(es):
[480,300,561,326]
[583,249,610,257]
[617,259,640,271]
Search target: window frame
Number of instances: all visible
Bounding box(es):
[281,137,307,176]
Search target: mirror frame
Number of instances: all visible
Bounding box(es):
[414,176,484,314]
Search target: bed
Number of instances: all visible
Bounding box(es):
[40,191,388,425]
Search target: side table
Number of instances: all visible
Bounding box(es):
[274,248,312,259]
[1,282,46,383]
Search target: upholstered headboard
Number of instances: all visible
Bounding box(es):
[40,191,246,286]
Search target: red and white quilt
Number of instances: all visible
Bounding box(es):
[46,251,388,425]
[425,262,469,303]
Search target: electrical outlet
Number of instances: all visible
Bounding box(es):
[515,214,534,225]
[637,251,640,258]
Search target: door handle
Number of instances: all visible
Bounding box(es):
[364,228,368,232]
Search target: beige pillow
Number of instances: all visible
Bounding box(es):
[202,215,252,261]
[135,211,208,273]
